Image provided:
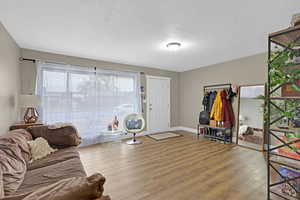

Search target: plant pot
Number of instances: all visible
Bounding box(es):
[282,65,300,97]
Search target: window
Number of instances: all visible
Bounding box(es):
[36,61,141,145]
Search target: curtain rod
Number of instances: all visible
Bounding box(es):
[19,57,36,63]
[19,57,145,75]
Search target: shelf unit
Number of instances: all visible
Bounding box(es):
[197,83,234,144]
[197,124,232,144]
[267,25,300,200]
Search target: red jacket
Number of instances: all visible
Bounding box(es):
[221,90,235,127]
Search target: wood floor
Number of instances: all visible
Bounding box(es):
[79,131,267,200]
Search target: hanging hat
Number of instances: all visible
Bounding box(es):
[232,85,239,94]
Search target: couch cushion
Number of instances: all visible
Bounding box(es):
[0,193,28,200]
[0,143,27,196]
[0,129,33,163]
[22,173,106,200]
[16,157,86,195]
[27,125,81,148]
[27,147,80,171]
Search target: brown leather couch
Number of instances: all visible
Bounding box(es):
[0,126,110,200]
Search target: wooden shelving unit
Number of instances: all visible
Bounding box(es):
[269,26,300,47]
[267,25,300,200]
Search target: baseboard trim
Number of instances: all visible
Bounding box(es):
[80,126,199,146]
[124,126,197,139]
[170,126,198,134]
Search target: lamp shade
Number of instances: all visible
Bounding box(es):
[19,95,40,108]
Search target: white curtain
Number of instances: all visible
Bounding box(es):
[36,61,141,146]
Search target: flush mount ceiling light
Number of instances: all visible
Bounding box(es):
[166,42,181,51]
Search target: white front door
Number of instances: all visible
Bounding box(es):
[147,76,170,133]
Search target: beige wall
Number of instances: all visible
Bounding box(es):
[20,49,268,130]
[0,22,20,133]
[19,46,268,131]
[179,53,267,129]
[20,49,180,128]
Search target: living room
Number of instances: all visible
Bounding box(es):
[1,1,300,200]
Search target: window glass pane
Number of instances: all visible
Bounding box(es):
[43,71,67,93]
[38,63,140,146]
[95,73,137,131]
[117,77,134,92]
[41,70,68,123]
[69,72,96,134]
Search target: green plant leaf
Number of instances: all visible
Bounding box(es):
[291,84,300,91]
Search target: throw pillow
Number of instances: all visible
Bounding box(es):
[27,137,57,161]
[23,173,109,200]
[27,125,81,148]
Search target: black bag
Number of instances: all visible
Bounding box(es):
[199,110,209,125]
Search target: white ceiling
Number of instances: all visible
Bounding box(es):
[0,0,299,72]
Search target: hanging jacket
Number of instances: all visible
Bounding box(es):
[210,91,222,121]
[202,92,210,112]
[208,91,217,113]
[221,90,235,127]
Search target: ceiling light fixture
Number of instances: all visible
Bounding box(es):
[166,42,181,51]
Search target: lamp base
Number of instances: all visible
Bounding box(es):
[24,107,39,124]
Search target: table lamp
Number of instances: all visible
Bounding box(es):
[20,94,40,123]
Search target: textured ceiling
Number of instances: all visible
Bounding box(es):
[0,0,299,72]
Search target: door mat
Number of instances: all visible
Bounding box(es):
[147,132,182,141]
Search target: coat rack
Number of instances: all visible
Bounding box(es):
[198,83,234,144]
[203,83,232,92]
